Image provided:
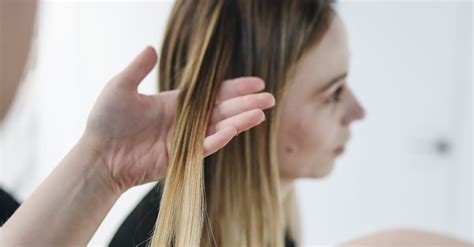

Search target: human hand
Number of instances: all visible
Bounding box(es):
[81,46,275,193]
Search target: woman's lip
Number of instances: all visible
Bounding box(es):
[334,146,345,155]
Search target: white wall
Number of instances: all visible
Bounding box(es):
[0,1,471,246]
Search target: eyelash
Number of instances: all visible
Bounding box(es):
[327,86,344,103]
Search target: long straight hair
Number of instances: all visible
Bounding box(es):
[151,1,334,246]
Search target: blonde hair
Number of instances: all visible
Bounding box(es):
[151,1,334,246]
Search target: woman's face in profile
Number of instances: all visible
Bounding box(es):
[278,14,366,181]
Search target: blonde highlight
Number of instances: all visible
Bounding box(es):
[151,1,334,246]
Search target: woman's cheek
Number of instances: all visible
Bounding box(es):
[302,112,330,150]
[288,114,325,156]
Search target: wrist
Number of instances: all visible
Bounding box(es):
[75,134,126,196]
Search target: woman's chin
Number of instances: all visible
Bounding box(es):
[311,161,336,178]
[281,160,337,179]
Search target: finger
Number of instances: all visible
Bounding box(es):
[210,92,275,124]
[215,77,265,103]
[115,46,158,89]
[203,127,238,157]
[208,109,266,136]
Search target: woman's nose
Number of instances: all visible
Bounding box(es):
[353,98,366,121]
[342,89,366,125]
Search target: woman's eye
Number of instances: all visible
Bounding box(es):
[327,86,343,103]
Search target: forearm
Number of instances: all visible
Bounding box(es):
[0,137,122,246]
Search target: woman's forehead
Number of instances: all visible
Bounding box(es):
[291,15,349,90]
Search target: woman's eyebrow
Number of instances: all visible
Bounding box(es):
[315,72,348,95]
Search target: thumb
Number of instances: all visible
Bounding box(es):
[115,46,158,89]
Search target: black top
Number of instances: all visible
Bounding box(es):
[0,188,20,225]
[110,183,296,247]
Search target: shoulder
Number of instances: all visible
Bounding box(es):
[340,228,473,247]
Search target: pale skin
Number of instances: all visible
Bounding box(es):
[0,1,471,246]
[340,228,473,247]
[278,14,365,182]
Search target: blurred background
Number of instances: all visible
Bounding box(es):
[0,0,472,246]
